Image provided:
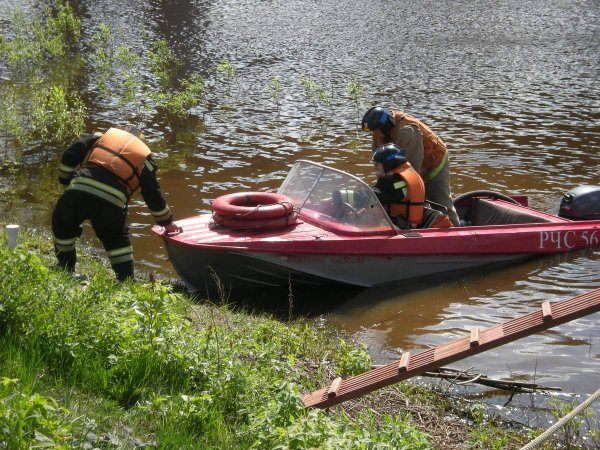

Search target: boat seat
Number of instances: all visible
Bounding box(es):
[470,199,557,226]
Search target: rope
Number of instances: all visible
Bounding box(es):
[519,386,600,450]
[236,201,296,217]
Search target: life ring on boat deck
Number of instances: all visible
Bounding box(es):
[211,192,299,229]
[213,192,295,219]
[452,190,520,208]
[212,212,299,230]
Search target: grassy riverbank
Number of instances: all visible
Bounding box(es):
[0,230,536,449]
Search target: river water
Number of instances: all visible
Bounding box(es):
[2,0,600,434]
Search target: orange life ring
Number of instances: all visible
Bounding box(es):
[212,212,299,230]
[212,192,295,220]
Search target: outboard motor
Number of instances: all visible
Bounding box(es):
[558,186,600,220]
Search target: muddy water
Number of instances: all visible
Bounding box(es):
[2,0,600,429]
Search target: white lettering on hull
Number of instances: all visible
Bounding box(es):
[539,230,598,249]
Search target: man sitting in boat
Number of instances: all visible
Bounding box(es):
[370,144,452,229]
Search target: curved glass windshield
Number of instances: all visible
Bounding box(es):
[278,160,396,235]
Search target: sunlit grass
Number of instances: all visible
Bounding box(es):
[0,231,438,448]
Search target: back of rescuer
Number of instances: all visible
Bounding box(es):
[52,127,180,281]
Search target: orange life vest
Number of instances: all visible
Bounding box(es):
[83,128,151,195]
[384,163,425,227]
[373,111,447,173]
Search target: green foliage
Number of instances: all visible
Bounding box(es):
[347,76,364,110]
[0,160,21,216]
[470,403,487,425]
[347,76,364,131]
[89,22,113,54]
[335,339,372,377]
[0,92,27,148]
[89,30,203,121]
[46,85,86,144]
[215,58,239,104]
[154,74,205,119]
[0,377,73,449]
[0,1,87,150]
[0,235,437,448]
[298,74,331,110]
[42,1,81,56]
[247,382,431,449]
[267,77,283,113]
[147,39,182,88]
[89,23,142,107]
[216,58,237,80]
[546,397,592,448]
[23,80,85,145]
[0,1,80,74]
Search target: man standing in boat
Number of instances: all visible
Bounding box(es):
[361,106,459,226]
[371,143,452,229]
[51,126,180,281]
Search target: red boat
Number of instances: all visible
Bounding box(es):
[153,160,600,292]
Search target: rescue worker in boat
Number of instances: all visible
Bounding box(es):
[361,106,460,226]
[51,126,180,281]
[371,143,452,229]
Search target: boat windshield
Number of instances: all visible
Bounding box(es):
[278,160,396,235]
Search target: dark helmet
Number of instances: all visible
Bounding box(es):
[372,143,408,172]
[361,106,395,132]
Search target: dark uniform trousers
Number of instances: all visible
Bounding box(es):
[52,190,134,281]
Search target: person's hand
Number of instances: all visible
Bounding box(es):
[163,223,182,235]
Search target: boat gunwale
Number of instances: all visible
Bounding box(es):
[155,217,600,256]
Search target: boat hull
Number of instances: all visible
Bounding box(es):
[164,240,534,291]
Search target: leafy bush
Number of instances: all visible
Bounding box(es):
[0,377,73,449]
[336,339,372,376]
[154,74,205,119]
[247,382,431,449]
[148,39,182,88]
[0,236,434,448]
[0,1,87,149]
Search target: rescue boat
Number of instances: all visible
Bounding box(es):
[153,160,600,292]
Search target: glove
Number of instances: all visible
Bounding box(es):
[163,223,182,235]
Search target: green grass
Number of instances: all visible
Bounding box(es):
[1,230,556,449]
[0,231,437,449]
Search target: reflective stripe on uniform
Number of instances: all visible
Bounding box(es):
[58,163,77,180]
[53,236,77,252]
[144,159,155,172]
[59,163,77,173]
[150,206,171,222]
[109,253,134,265]
[425,151,448,183]
[67,177,127,209]
[107,246,133,264]
[393,180,408,196]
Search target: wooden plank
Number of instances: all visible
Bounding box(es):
[303,288,600,409]
[398,352,411,372]
[542,301,553,321]
[470,327,480,348]
[327,377,342,398]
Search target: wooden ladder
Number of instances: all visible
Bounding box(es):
[303,288,600,409]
